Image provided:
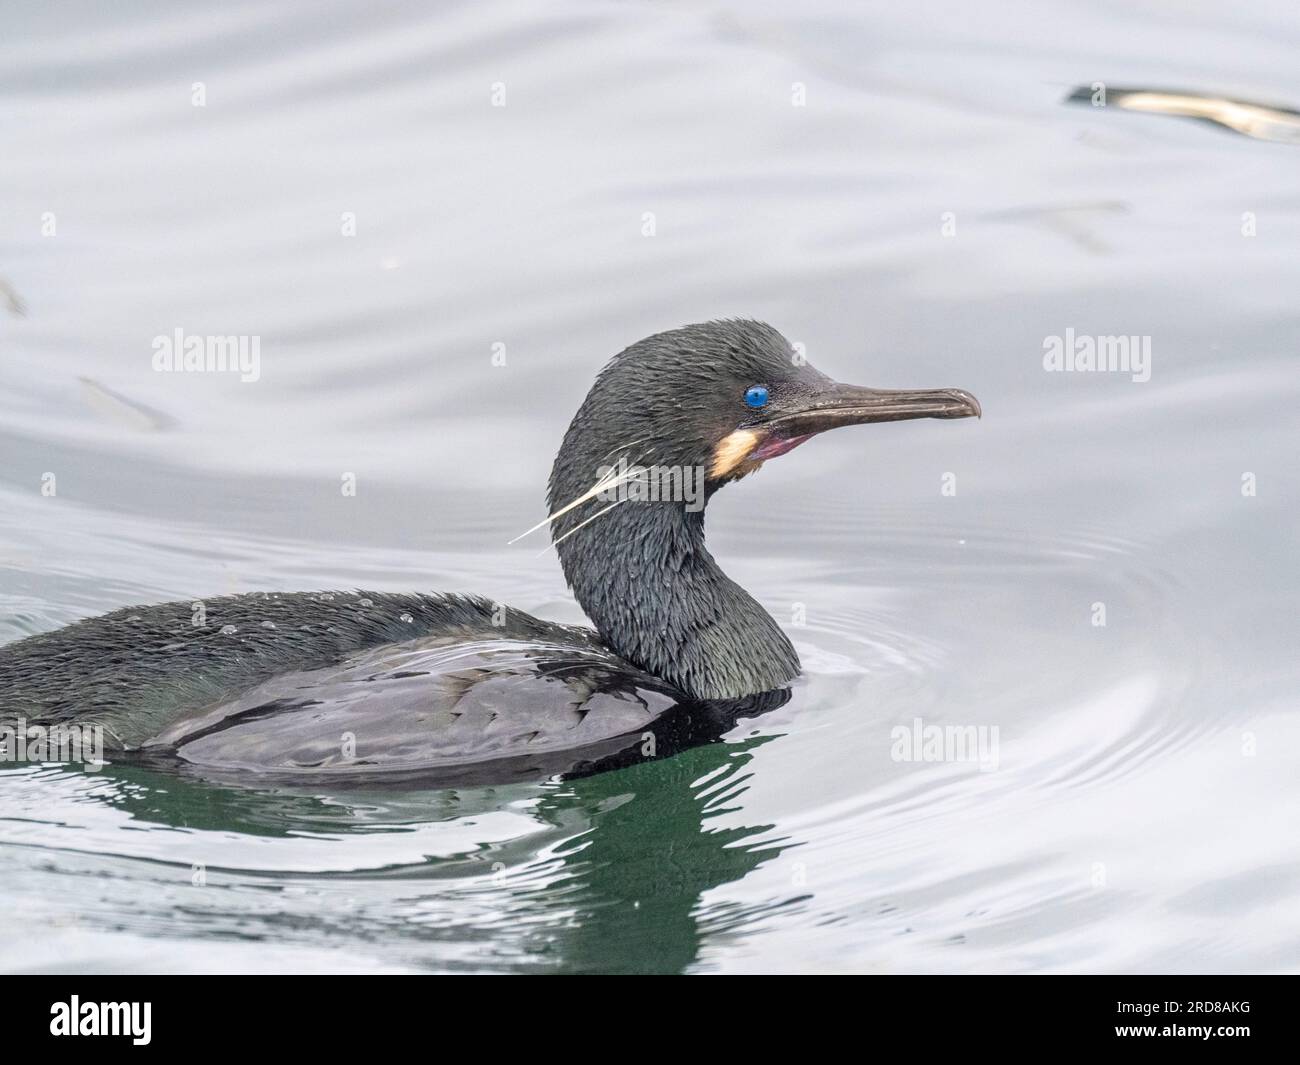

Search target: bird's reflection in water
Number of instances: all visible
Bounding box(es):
[523,728,788,973]
[73,690,793,972]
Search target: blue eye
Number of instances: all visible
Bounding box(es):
[744,385,769,409]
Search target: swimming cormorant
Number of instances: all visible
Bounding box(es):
[0,320,979,784]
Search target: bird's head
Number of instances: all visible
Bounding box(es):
[548,319,980,522]
[542,319,980,700]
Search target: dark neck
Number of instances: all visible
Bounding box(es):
[553,502,799,700]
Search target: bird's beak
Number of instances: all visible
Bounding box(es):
[768,382,981,435]
[712,381,980,479]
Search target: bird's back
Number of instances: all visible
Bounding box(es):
[0,591,788,786]
[0,591,598,743]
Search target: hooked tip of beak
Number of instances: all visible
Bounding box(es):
[947,388,982,419]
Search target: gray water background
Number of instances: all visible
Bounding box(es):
[0,0,1297,972]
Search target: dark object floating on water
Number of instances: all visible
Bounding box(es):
[1066,85,1300,144]
[0,320,980,786]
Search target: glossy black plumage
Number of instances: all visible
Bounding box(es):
[0,320,979,782]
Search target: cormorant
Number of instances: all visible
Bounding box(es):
[0,320,979,785]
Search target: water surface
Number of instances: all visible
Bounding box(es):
[1,0,1298,973]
